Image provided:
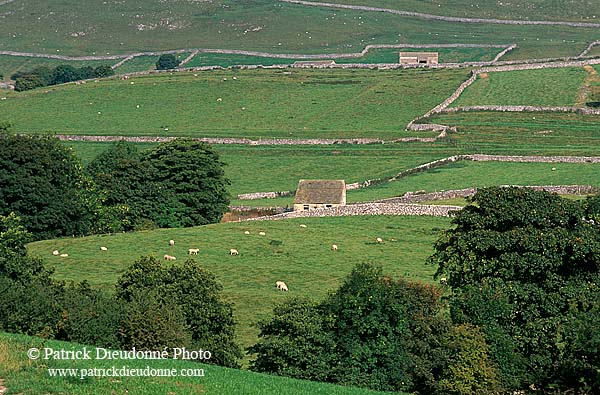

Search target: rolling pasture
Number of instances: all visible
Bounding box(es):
[0,68,467,139]
[28,215,450,347]
[0,0,597,60]
[0,332,395,395]
[321,0,600,22]
[453,67,588,107]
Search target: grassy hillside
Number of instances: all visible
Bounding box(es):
[322,0,600,22]
[429,111,600,155]
[0,68,468,139]
[27,215,450,347]
[454,67,588,107]
[0,0,597,60]
[0,332,395,395]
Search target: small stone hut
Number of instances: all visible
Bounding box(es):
[293,180,346,211]
[399,52,439,65]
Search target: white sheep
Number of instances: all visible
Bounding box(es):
[376,237,383,243]
[299,224,307,228]
[275,281,289,291]
[440,277,448,285]
[100,246,108,251]
[244,231,250,235]
[169,239,175,247]
[60,253,69,257]
[188,248,199,255]
[52,250,60,256]
[258,231,266,236]
[164,254,176,261]
[230,248,239,256]
[331,244,338,251]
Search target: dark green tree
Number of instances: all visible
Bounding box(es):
[116,256,242,367]
[14,74,46,91]
[93,65,114,78]
[156,54,181,70]
[430,187,600,392]
[0,132,91,239]
[141,139,230,227]
[51,64,80,84]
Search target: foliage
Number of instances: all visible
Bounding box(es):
[250,263,454,393]
[0,133,90,239]
[430,187,600,392]
[435,324,502,395]
[156,54,181,70]
[118,289,191,351]
[116,255,242,367]
[12,64,114,91]
[55,281,123,349]
[140,139,231,227]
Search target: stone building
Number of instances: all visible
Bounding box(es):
[399,52,439,65]
[293,180,346,211]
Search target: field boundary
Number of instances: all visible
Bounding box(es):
[279,0,600,28]
[237,154,600,200]
[407,58,600,133]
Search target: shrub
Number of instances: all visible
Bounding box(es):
[156,54,181,70]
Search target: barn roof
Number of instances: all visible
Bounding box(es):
[294,180,346,204]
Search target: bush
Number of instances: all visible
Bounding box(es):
[116,256,242,367]
[156,54,181,70]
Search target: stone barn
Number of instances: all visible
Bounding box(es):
[293,180,346,211]
[399,52,439,65]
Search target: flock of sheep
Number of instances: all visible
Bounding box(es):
[50,224,405,295]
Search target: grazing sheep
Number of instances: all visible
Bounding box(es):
[275,281,289,291]
[331,244,338,251]
[376,237,383,243]
[188,248,199,255]
[52,250,60,256]
[440,277,448,285]
[259,231,266,236]
[230,248,239,256]
[100,246,108,251]
[244,231,250,235]
[164,254,176,261]
[169,239,175,247]
[551,167,557,171]
[60,253,69,257]
[299,224,307,228]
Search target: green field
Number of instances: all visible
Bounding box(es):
[428,111,600,155]
[0,0,597,60]
[27,215,450,347]
[323,0,600,22]
[0,332,395,395]
[454,67,587,107]
[0,68,468,139]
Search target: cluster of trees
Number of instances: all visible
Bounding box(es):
[156,54,181,70]
[11,64,114,91]
[250,188,600,394]
[0,213,242,367]
[0,129,230,240]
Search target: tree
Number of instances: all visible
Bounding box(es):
[116,256,242,367]
[93,65,114,78]
[141,139,230,227]
[14,74,45,91]
[0,133,91,239]
[250,263,455,393]
[51,64,80,85]
[429,187,600,392]
[156,54,181,70]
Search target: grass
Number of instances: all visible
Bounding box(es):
[454,67,588,107]
[321,0,600,22]
[0,332,396,395]
[0,68,468,139]
[114,53,191,74]
[0,56,114,82]
[27,215,450,348]
[182,46,501,68]
[428,111,600,155]
[0,0,597,60]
